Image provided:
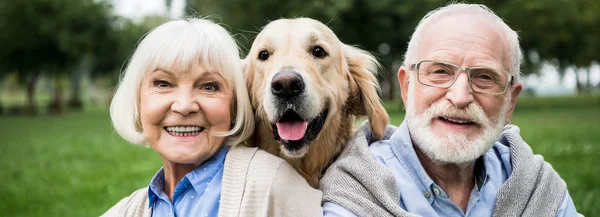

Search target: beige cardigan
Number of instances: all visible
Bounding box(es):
[102,146,323,217]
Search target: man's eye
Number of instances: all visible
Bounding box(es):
[432,68,451,74]
[153,80,171,88]
[476,74,493,80]
[202,83,220,92]
[472,70,497,81]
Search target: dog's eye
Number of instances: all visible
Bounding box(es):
[258,50,270,61]
[311,46,328,58]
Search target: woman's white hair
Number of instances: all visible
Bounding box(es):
[110,18,254,147]
[403,3,522,81]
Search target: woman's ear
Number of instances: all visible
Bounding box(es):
[344,45,389,139]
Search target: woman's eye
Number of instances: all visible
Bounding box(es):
[153,80,171,88]
[202,83,220,92]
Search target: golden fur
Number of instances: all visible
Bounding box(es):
[243,18,389,187]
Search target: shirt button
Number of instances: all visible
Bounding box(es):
[424,191,431,198]
[433,188,440,195]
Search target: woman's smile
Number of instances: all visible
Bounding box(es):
[164,125,205,137]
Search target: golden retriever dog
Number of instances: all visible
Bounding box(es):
[243,18,389,187]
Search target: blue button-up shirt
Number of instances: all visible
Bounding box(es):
[323,121,579,217]
[148,145,229,217]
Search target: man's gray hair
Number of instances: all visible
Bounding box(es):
[403,3,522,81]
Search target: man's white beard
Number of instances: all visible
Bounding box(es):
[405,81,510,164]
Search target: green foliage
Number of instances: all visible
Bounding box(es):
[0,0,118,113]
[0,0,115,76]
[185,0,600,94]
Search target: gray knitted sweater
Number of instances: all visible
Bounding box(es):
[321,122,568,217]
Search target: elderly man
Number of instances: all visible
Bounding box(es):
[321,3,580,217]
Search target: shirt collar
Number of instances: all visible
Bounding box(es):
[474,156,490,190]
[146,145,230,208]
[147,168,166,208]
[390,120,491,196]
[185,145,229,193]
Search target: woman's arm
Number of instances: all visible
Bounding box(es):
[265,161,323,217]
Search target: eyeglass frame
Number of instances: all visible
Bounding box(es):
[408,60,515,95]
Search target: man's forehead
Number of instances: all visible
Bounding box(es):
[418,14,510,68]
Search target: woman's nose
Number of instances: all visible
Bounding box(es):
[171,90,200,116]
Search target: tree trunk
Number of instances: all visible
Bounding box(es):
[386,65,395,100]
[49,74,66,115]
[574,68,582,95]
[68,56,90,111]
[25,71,40,115]
[586,68,591,93]
[67,70,84,111]
[0,74,4,115]
[382,54,395,101]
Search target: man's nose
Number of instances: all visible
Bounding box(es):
[171,90,200,116]
[446,73,474,108]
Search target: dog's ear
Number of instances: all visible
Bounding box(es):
[241,57,253,90]
[240,57,258,147]
[344,45,389,139]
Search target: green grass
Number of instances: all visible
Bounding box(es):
[0,109,162,216]
[0,96,598,216]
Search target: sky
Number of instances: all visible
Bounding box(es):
[112,0,599,96]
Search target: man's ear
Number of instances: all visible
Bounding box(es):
[505,82,522,124]
[398,66,410,107]
[343,44,389,139]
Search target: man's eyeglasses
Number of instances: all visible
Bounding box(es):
[409,60,514,95]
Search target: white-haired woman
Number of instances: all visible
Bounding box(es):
[102,18,322,217]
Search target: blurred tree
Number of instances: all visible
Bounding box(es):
[0,72,4,114]
[0,0,60,114]
[186,0,444,99]
[65,0,115,111]
[91,15,165,84]
[492,0,600,93]
[0,0,115,114]
[185,0,599,96]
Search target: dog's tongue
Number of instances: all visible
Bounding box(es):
[276,121,308,141]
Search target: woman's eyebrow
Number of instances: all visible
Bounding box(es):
[200,71,226,80]
[152,68,176,76]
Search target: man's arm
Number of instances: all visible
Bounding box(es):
[323,202,358,217]
[555,191,583,217]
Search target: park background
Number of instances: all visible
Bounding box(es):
[0,0,599,216]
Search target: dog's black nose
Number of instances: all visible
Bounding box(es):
[271,71,304,98]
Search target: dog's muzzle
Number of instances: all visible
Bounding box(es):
[272,108,328,152]
[269,70,327,155]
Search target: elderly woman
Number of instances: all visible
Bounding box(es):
[102,18,322,217]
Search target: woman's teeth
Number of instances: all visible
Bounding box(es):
[165,126,204,136]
